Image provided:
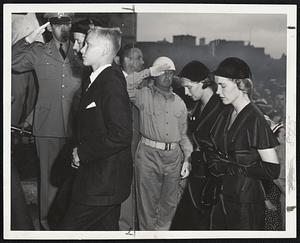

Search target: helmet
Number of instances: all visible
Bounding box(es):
[214,57,252,79]
[152,56,176,77]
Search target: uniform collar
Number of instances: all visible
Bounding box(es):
[54,38,70,51]
[46,39,75,63]
[151,85,175,100]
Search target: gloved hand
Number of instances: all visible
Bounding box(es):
[206,147,237,177]
[25,22,50,44]
[149,63,171,77]
[207,148,280,180]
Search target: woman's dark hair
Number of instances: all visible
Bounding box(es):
[179,60,216,92]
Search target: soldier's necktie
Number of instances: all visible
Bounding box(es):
[59,43,66,59]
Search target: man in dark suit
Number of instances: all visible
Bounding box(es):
[59,27,133,230]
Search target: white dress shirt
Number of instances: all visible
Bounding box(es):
[88,64,112,89]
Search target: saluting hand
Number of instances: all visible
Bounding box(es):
[149,63,171,77]
[25,22,50,44]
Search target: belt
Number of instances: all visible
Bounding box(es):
[141,136,177,151]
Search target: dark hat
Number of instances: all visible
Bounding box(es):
[44,12,74,25]
[179,60,210,82]
[71,18,91,35]
[214,57,252,79]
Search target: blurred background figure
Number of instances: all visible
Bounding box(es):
[118,44,144,231]
[273,122,286,230]
[12,12,85,230]
[11,13,42,127]
[263,121,286,230]
[11,97,35,230]
[71,18,91,55]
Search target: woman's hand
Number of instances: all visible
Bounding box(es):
[181,161,191,179]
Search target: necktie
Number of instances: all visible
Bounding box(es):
[85,77,91,92]
[59,43,66,59]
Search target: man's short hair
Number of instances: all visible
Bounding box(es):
[118,44,139,67]
[88,27,122,56]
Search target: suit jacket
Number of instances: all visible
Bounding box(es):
[12,38,85,137]
[71,64,133,206]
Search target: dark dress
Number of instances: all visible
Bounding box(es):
[208,102,279,230]
[171,94,224,230]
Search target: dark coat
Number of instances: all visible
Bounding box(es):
[189,94,225,206]
[71,64,133,206]
[208,102,279,203]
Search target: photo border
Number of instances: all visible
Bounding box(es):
[3,2,297,240]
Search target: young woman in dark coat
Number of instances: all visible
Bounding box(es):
[171,61,224,230]
[207,57,280,230]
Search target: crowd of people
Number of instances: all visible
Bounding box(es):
[11,12,286,231]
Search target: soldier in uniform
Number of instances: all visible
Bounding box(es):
[11,13,42,126]
[12,12,85,230]
[127,56,193,230]
[118,44,170,231]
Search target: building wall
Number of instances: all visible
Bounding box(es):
[173,35,196,46]
[137,39,286,88]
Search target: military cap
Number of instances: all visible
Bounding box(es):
[44,12,74,25]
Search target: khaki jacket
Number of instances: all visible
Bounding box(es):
[12,38,85,137]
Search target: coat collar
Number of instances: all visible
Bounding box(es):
[194,94,222,132]
[150,85,175,100]
[227,102,253,144]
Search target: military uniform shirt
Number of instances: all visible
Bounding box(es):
[131,85,193,161]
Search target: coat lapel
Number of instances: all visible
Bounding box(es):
[195,94,221,132]
[227,103,252,145]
